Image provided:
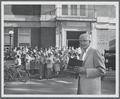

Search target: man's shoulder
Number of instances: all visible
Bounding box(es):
[89,47,101,54]
[88,47,97,52]
[90,47,102,57]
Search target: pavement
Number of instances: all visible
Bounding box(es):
[4,72,115,95]
[4,78,77,94]
[4,60,116,95]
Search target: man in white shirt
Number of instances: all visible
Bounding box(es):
[74,33,106,94]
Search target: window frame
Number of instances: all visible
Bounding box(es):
[79,5,88,17]
[62,5,68,16]
[18,28,31,47]
[70,5,77,16]
[61,5,88,17]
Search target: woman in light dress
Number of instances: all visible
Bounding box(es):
[53,53,61,76]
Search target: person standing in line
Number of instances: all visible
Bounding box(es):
[53,53,61,77]
[25,54,32,77]
[74,33,106,94]
[46,53,53,79]
[40,53,46,79]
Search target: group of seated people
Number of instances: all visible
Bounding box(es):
[4,46,83,80]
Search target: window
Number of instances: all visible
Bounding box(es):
[71,5,77,16]
[41,5,56,15]
[18,28,31,46]
[80,5,87,16]
[12,5,41,15]
[62,5,68,15]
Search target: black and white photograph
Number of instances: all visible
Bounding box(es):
[1,1,119,98]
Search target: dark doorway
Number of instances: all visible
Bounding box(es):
[67,31,86,48]
[68,40,79,49]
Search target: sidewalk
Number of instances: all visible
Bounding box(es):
[4,60,116,95]
[4,73,115,95]
[4,78,78,94]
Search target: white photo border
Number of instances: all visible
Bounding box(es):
[1,1,119,98]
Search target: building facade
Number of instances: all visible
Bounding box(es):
[55,5,96,49]
[94,5,116,53]
[4,4,116,53]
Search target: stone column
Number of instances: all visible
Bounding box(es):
[91,22,97,49]
[56,21,62,48]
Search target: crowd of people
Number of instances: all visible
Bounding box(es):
[4,33,107,95]
[4,46,82,79]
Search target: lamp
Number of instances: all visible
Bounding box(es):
[9,30,14,51]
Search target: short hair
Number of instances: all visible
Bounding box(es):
[79,33,91,41]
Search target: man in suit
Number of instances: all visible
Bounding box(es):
[74,33,106,94]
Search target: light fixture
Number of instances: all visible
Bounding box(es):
[9,30,14,35]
